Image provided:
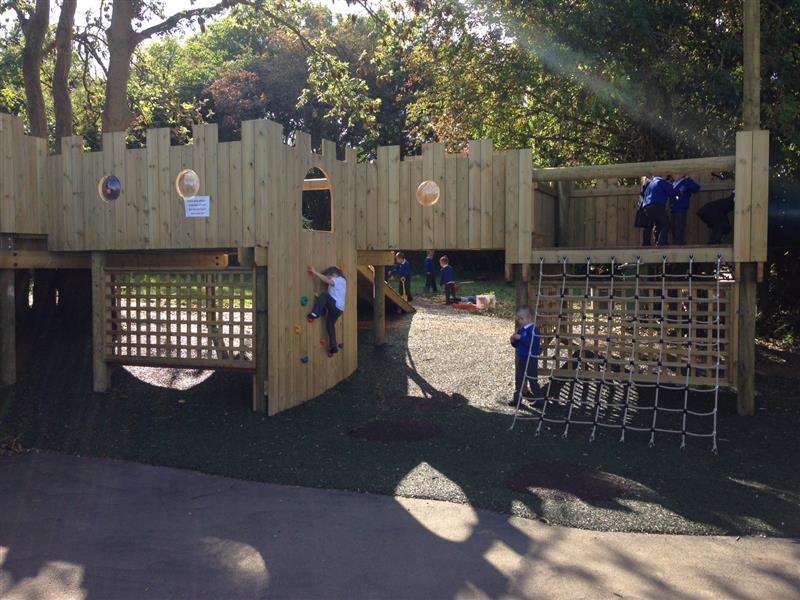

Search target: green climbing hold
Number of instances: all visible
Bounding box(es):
[300,295,309,306]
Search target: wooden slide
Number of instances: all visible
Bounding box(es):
[356,265,416,314]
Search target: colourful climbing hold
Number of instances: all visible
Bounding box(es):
[300,356,309,364]
[320,337,327,346]
[294,324,303,334]
[300,295,308,306]
[338,343,344,349]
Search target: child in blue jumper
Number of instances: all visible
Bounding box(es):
[670,174,701,245]
[439,255,456,304]
[306,265,347,356]
[423,250,437,293]
[388,252,412,301]
[508,305,544,408]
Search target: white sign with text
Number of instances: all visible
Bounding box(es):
[184,196,211,218]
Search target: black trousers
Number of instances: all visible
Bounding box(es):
[643,204,670,246]
[515,357,543,402]
[671,211,688,245]
[709,218,731,244]
[444,282,456,304]
[312,291,343,351]
[424,272,437,292]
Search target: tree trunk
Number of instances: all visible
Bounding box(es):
[20,0,50,138]
[53,0,78,145]
[102,0,137,133]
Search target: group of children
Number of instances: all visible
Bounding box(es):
[637,174,736,246]
[388,250,457,304]
[636,174,701,246]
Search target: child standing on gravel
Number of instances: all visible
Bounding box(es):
[439,256,456,305]
[307,265,347,357]
[423,250,437,293]
[509,305,544,408]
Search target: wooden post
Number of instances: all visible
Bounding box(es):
[737,264,756,415]
[557,181,572,246]
[0,270,16,385]
[237,247,255,268]
[736,0,760,415]
[373,265,386,346]
[743,0,760,131]
[514,264,529,312]
[91,252,109,392]
[253,265,268,412]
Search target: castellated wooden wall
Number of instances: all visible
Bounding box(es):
[0,114,48,236]
[353,141,536,263]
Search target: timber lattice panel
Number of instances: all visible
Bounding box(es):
[531,274,733,388]
[104,268,255,370]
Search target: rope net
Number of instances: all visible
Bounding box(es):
[510,255,731,452]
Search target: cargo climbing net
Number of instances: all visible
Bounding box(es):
[509,255,727,453]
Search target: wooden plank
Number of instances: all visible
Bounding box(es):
[131,148,148,249]
[240,120,256,246]
[366,162,378,249]
[432,143,446,250]
[749,130,769,262]
[217,141,231,247]
[421,143,435,249]
[480,140,493,248]
[105,252,228,269]
[357,250,396,265]
[532,156,736,181]
[110,132,127,250]
[254,265,268,412]
[228,141,243,247]
[11,118,25,234]
[376,146,389,248]
[386,145,400,249]
[517,149,533,264]
[91,252,109,392]
[492,151,506,249]
[0,269,15,385]
[0,250,90,269]
[356,163,367,249]
[398,159,410,248]
[204,124,220,246]
[146,129,162,248]
[734,132,753,262]
[504,151,520,262]
[467,141,481,249]
[456,155,469,249]
[0,114,12,233]
[445,156,458,249]
[411,158,423,249]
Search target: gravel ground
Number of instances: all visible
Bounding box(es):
[1,304,799,537]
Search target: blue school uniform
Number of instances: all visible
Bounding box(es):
[671,177,701,212]
[642,177,677,207]
[424,256,434,273]
[390,260,412,280]
[511,323,543,404]
[440,265,455,285]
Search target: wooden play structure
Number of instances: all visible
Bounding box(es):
[0,2,768,417]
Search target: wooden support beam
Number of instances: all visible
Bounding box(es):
[532,156,736,182]
[91,252,109,392]
[373,265,386,346]
[106,252,229,269]
[0,270,15,385]
[357,249,396,266]
[253,265,268,412]
[737,263,757,415]
[254,246,268,267]
[0,251,90,269]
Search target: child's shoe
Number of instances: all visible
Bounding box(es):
[327,347,338,358]
[307,312,319,322]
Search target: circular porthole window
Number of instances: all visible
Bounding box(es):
[175,169,201,199]
[416,180,440,206]
[97,175,122,202]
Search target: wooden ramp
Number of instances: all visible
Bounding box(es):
[356,265,415,314]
